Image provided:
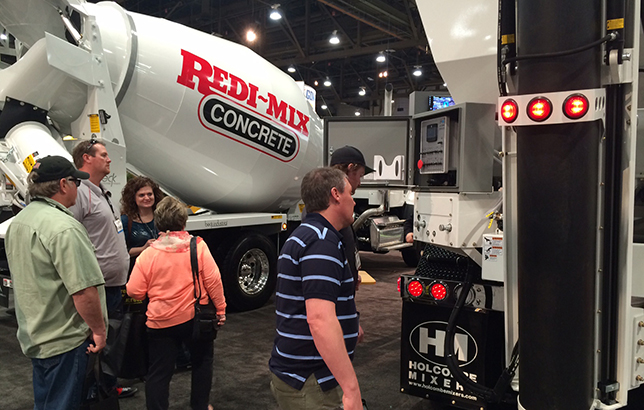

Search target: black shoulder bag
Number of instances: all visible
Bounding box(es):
[190,236,218,341]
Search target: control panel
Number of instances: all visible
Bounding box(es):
[418,116,449,174]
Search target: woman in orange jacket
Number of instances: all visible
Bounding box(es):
[127,196,226,410]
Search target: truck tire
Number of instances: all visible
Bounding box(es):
[221,233,277,311]
[401,244,422,267]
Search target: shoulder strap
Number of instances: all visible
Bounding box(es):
[190,236,201,302]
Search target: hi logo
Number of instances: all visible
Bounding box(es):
[410,321,478,367]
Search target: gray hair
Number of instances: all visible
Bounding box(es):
[301,167,348,213]
[154,196,188,232]
[27,171,61,198]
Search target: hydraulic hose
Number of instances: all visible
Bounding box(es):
[444,268,518,403]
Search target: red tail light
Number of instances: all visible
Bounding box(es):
[527,97,552,122]
[500,99,518,123]
[407,280,424,297]
[563,94,589,119]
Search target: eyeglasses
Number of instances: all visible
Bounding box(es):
[66,177,81,187]
[84,138,99,155]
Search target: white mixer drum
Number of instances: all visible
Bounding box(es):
[92,2,323,212]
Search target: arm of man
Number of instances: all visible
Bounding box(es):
[306,298,362,410]
[72,286,107,353]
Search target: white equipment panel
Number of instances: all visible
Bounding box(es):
[414,191,501,249]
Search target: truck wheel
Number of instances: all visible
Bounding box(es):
[221,233,277,311]
[401,244,422,267]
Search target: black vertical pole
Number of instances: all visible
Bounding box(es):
[516,1,602,410]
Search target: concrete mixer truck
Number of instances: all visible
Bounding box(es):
[0,0,327,311]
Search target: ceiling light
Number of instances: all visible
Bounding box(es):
[443,82,447,87]
[376,52,386,63]
[287,65,296,73]
[324,78,332,87]
[378,71,388,78]
[355,111,361,116]
[358,87,366,96]
[314,80,319,86]
[269,5,282,20]
[329,30,340,45]
[246,29,257,42]
[321,104,328,110]
[0,33,7,41]
[413,66,422,77]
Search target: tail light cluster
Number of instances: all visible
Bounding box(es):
[498,88,605,126]
[405,278,449,302]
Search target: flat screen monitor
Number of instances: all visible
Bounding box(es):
[429,96,455,111]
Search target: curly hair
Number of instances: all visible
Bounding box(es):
[120,176,165,218]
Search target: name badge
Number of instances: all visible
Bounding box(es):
[114,218,124,234]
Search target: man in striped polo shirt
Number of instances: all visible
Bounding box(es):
[269,167,362,410]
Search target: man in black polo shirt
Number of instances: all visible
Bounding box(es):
[269,167,362,410]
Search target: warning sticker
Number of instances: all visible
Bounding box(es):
[483,236,503,261]
[22,154,36,173]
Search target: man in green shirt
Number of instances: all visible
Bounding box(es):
[5,155,108,410]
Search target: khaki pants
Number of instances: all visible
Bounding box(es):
[270,373,343,410]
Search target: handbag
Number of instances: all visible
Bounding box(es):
[102,306,148,379]
[190,236,218,341]
[81,353,120,410]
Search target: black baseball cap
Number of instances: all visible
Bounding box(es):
[329,145,375,174]
[31,156,90,182]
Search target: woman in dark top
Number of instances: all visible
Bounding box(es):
[120,176,165,260]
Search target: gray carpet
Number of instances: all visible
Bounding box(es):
[0,252,441,410]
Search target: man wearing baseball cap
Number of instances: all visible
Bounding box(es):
[330,145,375,345]
[5,155,108,410]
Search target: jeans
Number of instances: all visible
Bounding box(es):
[32,340,90,410]
[146,320,214,410]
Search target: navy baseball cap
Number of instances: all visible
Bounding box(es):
[330,145,375,174]
[31,156,90,182]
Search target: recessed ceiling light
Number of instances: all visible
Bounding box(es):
[321,104,328,110]
[355,111,361,116]
[376,52,386,63]
[324,78,332,87]
[287,66,296,73]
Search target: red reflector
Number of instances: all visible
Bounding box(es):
[407,280,424,297]
[563,94,589,119]
[527,97,552,122]
[430,282,447,300]
[417,159,424,169]
[397,277,401,293]
[500,99,518,123]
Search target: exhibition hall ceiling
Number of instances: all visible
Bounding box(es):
[104,0,444,115]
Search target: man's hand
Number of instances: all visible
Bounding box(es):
[87,332,107,353]
[405,232,413,244]
[217,314,226,327]
[357,325,364,343]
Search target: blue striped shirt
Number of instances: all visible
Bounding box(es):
[269,213,359,391]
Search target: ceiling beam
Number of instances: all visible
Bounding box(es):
[270,38,427,66]
[315,0,406,40]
